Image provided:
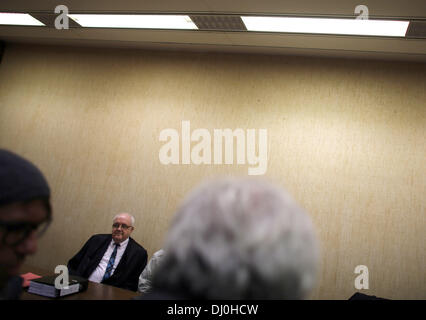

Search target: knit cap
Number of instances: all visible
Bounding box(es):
[0,149,50,207]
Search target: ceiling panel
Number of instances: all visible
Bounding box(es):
[1,0,425,61]
[1,0,425,18]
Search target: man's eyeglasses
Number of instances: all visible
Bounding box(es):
[112,223,133,230]
[0,218,52,247]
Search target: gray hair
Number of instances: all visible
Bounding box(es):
[113,213,135,226]
[153,177,319,299]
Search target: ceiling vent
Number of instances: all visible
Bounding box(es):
[30,13,81,28]
[189,15,247,31]
[406,20,426,39]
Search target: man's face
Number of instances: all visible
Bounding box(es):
[0,199,50,276]
[111,214,133,244]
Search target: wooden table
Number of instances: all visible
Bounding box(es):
[20,264,140,300]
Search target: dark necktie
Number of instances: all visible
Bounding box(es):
[102,243,119,281]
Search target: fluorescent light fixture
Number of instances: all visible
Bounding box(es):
[242,16,409,37]
[68,14,197,30]
[0,13,45,26]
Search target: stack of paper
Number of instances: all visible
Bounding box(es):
[28,275,88,298]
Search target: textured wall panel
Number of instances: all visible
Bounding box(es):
[0,44,424,299]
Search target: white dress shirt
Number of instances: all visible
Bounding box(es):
[88,238,129,283]
[138,249,165,293]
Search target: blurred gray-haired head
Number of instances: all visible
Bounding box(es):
[154,177,319,299]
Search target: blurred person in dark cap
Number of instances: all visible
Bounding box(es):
[0,149,52,299]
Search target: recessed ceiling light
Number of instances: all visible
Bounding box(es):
[241,16,409,37]
[68,14,198,30]
[0,13,45,26]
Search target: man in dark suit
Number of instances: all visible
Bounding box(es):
[67,213,147,292]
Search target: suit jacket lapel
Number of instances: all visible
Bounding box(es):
[86,235,111,277]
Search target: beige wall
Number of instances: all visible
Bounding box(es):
[0,44,424,299]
